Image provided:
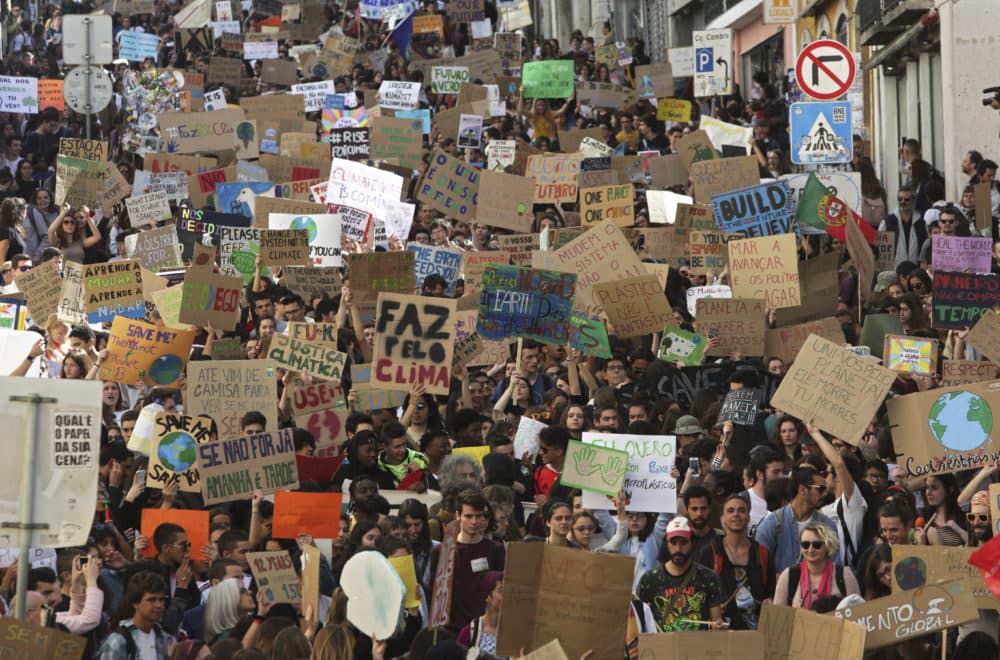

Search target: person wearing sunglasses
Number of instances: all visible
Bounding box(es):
[774,521,859,608]
[149,522,201,629]
[966,491,994,548]
[877,184,925,267]
[918,206,967,269]
[754,466,840,573]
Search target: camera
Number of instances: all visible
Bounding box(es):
[982,86,1000,108]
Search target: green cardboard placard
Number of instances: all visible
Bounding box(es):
[658,325,708,366]
[522,60,574,99]
[860,312,904,358]
[561,439,629,497]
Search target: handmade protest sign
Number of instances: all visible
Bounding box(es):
[377,80,420,109]
[147,413,212,492]
[931,235,993,274]
[431,66,469,94]
[773,251,840,326]
[569,311,612,358]
[371,116,424,169]
[834,579,976,649]
[581,432,676,513]
[638,632,764,660]
[521,60,574,98]
[83,260,144,323]
[888,380,1000,479]
[198,429,299,505]
[461,251,509,300]
[764,317,844,366]
[718,388,758,426]
[580,184,634,227]
[500,233,540,266]
[593,275,671,337]
[185,360,278,438]
[475,170,535,233]
[247,551,301,604]
[103,317,195,388]
[266,333,347,382]
[289,322,339,348]
[874,232,896,272]
[348,251,415,303]
[942,360,1000,387]
[158,108,243,153]
[932,272,1000,329]
[179,269,242,330]
[417,150,479,222]
[372,293,456,395]
[407,244,463,296]
[561,440,628,497]
[712,180,794,237]
[13,259,61,323]
[688,230,739,275]
[496,543,635,660]
[658,326,708,366]
[328,127,370,159]
[59,137,107,161]
[126,191,173,228]
[728,234,801,309]
[272,491,342,538]
[965,311,1000,364]
[690,156,758,204]
[478,265,576,345]
[259,229,310,266]
[327,158,404,225]
[656,98,693,123]
[758,604,867,660]
[844,212,875,300]
[695,298,766,356]
[281,267,343,300]
[57,261,86,324]
[771,334,896,445]
[883,334,938,375]
[291,381,349,451]
[0,618,87,658]
[892,545,1000,610]
[525,154,581,204]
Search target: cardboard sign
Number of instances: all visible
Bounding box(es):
[965,310,1000,364]
[688,230,740,275]
[14,259,62,323]
[247,551,301,604]
[59,137,107,162]
[259,229,310,266]
[728,234,801,309]
[834,579,977,649]
[758,603,867,660]
[147,413,213,492]
[883,334,938,375]
[580,184,634,227]
[638,632,764,660]
[0,618,87,659]
[874,231,896,272]
[941,359,1000,387]
[461,250,509,297]
[477,265,576,344]
[656,98,693,123]
[372,293,456,395]
[496,543,636,660]
[773,251,840,326]
[764,317,845,366]
[713,180,794,237]
[718,388,758,426]
[431,66,469,94]
[593,275,671,337]
[348,251,415,303]
[844,213,875,300]
[931,235,993,274]
[521,60,574,98]
[561,439,628,497]
[430,520,457,627]
[475,170,535,233]
[695,298,767,356]
[272,491,342,538]
[525,154,581,204]
[371,116,424,170]
[976,181,993,233]
[198,429,299,505]
[933,272,1000,329]
[675,129,717,170]
[125,191,173,227]
[289,322,339,348]
[892,545,1000,611]
[581,432,677,513]
[499,233,540,267]
[772,334,896,445]
[157,108,244,153]
[407,244,463,296]
[888,380,1000,479]
[83,260,144,323]
[658,326,708,366]
[417,151,479,222]
[185,360,278,437]
[178,268,242,330]
[691,156,759,204]
[635,62,673,97]
[103,316,195,387]
[282,266,343,299]
[266,333,347,382]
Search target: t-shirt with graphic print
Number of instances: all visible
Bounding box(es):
[636,562,723,632]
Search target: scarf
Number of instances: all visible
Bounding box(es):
[798,560,833,610]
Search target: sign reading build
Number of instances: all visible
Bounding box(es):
[373,293,456,395]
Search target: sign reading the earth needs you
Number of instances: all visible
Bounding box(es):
[888,380,1000,479]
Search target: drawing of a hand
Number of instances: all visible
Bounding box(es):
[573,446,601,476]
[600,455,625,486]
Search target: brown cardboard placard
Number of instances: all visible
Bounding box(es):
[125,190,173,227]
[558,126,604,154]
[198,429,299,505]
[150,286,193,330]
[452,332,486,371]
[688,229,740,275]
[240,93,307,123]
[498,233,539,267]
[158,108,245,153]
[634,62,673,97]
[638,631,764,660]
[127,225,184,273]
[247,551,301,604]
[59,137,107,161]
[772,334,896,445]
[475,170,535,233]
[646,153,689,189]
[690,155,759,203]
[178,268,242,330]
[695,298,767,356]
[261,59,299,85]
[764,316,845,366]
[265,333,348,382]
[288,321,339,348]
[966,311,1000,364]
[301,543,321,627]
[525,154,581,204]
[773,251,840,326]
[282,266,343,299]
[581,183,634,227]
[253,196,326,229]
[728,234,801,309]
[57,260,87,324]
[371,116,424,170]
[844,214,875,300]
[675,129,717,170]
[593,274,671,337]
[0,618,87,659]
[976,181,993,234]
[348,252,416,303]
[941,359,1000,387]
[495,542,635,660]
[416,150,480,222]
[13,258,62,323]
[83,259,144,322]
[891,545,1000,611]
[372,292,457,395]
[260,229,310,266]
[462,250,509,298]
[186,360,279,437]
[874,231,895,272]
[758,603,867,660]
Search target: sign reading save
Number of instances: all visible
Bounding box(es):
[521,61,574,99]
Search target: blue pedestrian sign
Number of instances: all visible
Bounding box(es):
[789,102,852,165]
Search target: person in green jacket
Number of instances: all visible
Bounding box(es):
[378,421,429,489]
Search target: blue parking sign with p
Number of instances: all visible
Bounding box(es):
[696,48,714,73]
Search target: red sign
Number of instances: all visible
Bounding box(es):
[795,40,855,101]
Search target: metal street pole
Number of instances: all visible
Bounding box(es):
[84,17,92,140]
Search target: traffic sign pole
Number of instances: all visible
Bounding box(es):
[84,17,92,139]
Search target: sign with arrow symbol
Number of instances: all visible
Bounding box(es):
[692,29,732,97]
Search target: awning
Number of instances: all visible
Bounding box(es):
[705,0,764,31]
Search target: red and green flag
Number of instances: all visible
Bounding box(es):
[796,173,876,244]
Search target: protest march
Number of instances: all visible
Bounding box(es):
[3,0,1000,658]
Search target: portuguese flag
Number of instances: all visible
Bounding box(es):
[796,173,877,244]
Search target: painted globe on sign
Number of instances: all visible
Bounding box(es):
[149,354,184,385]
[290,216,318,242]
[927,390,993,452]
[157,431,197,473]
[894,556,927,591]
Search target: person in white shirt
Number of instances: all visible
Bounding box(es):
[806,424,868,572]
[742,446,787,538]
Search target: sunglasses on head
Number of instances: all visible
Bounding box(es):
[800,540,824,550]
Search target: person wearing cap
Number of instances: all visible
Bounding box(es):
[873,271,904,299]
[635,516,726,632]
[754,466,840,573]
[673,415,703,451]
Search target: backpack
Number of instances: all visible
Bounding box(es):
[785,564,847,606]
[882,213,927,254]
[708,535,771,592]
[107,625,138,660]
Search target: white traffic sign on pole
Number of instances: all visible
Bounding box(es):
[62,15,113,65]
[795,40,856,101]
[692,29,733,97]
[63,66,113,114]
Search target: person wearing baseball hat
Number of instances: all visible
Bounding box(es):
[635,517,727,633]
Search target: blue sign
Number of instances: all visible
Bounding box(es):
[407,244,462,296]
[695,48,714,73]
[478,265,577,345]
[711,180,795,238]
[789,101,852,165]
[118,31,161,63]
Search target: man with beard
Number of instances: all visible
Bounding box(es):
[636,517,726,632]
[755,466,839,573]
[682,486,722,560]
[741,447,786,537]
[968,491,994,547]
[698,494,775,630]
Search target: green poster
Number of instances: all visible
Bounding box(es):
[522,60,575,99]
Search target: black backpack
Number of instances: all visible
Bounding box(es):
[105,625,138,660]
[785,564,847,606]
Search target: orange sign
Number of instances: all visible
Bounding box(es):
[140,508,210,560]
[39,79,64,112]
[272,492,343,539]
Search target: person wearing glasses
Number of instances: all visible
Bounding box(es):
[878,185,926,267]
[0,260,13,293]
[754,466,840,573]
[773,521,859,608]
[919,206,968,269]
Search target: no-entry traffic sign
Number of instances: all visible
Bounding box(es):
[795,40,855,101]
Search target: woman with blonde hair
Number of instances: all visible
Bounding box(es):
[774,521,860,608]
[310,624,354,660]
